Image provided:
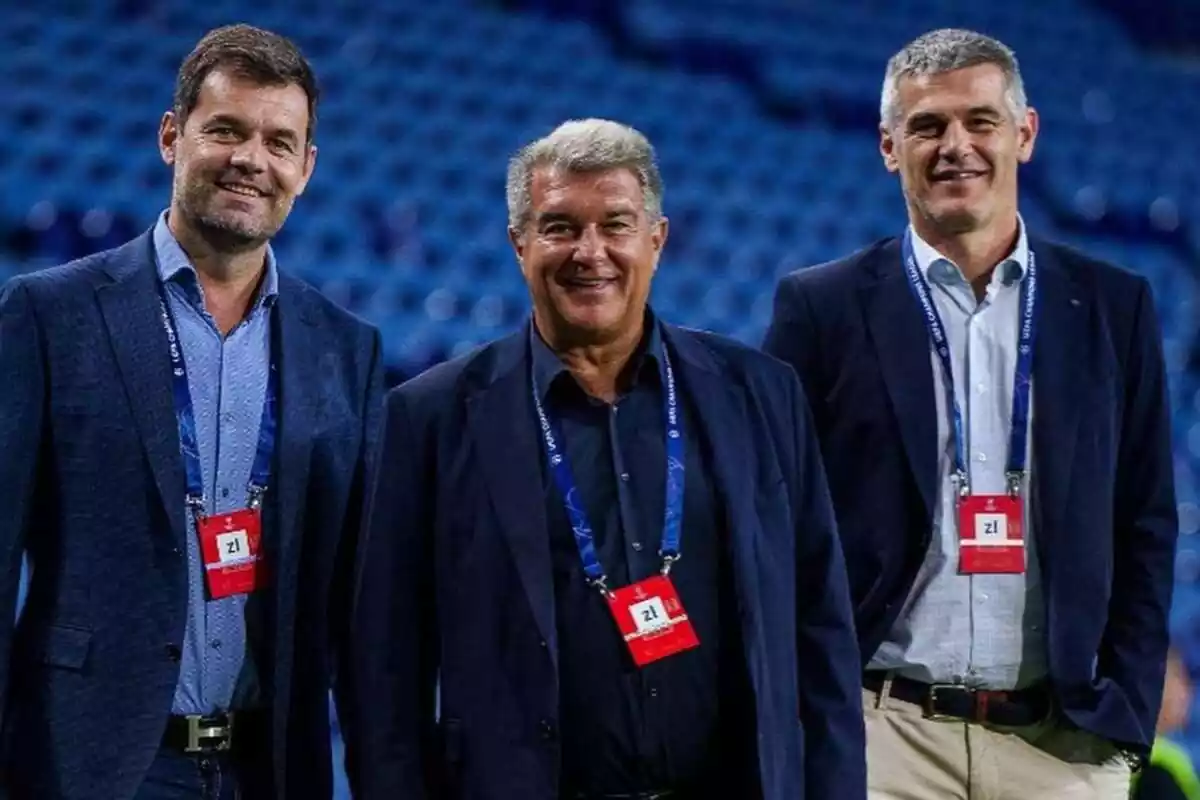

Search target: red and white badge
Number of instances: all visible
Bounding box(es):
[604,575,700,667]
[958,494,1025,574]
[196,508,266,599]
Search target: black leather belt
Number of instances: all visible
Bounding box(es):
[864,672,1051,726]
[570,792,675,800]
[162,710,267,755]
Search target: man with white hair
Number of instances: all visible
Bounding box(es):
[346,118,865,800]
[764,28,1177,797]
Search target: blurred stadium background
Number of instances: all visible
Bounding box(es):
[2,1,1197,795]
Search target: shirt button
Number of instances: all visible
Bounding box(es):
[976,452,988,463]
[165,644,182,662]
[539,639,548,649]
[538,719,557,741]
[976,383,987,394]
[210,639,222,650]
[221,412,234,424]
[632,541,643,552]
[620,473,630,482]
[221,488,230,498]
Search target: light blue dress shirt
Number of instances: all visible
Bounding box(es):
[867,219,1048,690]
[153,211,277,714]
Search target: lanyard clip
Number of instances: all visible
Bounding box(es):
[952,471,970,498]
[186,494,206,521]
[247,484,267,511]
[660,552,681,576]
[588,574,613,599]
[1005,471,1023,498]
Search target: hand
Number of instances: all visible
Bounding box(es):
[1156,649,1192,735]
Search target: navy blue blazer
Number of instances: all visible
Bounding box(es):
[345,322,866,800]
[0,231,384,799]
[762,236,1178,752]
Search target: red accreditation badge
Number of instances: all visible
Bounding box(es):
[604,574,700,667]
[958,494,1025,574]
[196,508,266,599]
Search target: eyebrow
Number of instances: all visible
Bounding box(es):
[908,105,1004,125]
[966,105,1004,118]
[535,212,575,225]
[535,209,637,223]
[203,114,301,143]
[202,113,246,128]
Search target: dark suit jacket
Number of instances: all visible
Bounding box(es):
[345,321,866,800]
[762,236,1178,752]
[0,231,384,799]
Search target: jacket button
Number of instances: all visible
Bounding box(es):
[165,644,181,662]
[539,718,557,741]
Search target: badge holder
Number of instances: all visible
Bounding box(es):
[957,471,1026,575]
[592,552,700,667]
[192,485,267,600]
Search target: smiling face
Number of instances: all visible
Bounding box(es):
[160,68,316,251]
[509,164,668,348]
[881,63,1037,237]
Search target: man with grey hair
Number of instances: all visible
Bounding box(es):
[765,27,1176,798]
[347,118,866,799]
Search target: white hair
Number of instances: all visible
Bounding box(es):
[506,118,664,230]
[880,28,1028,129]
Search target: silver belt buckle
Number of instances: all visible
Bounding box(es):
[924,683,971,722]
[184,714,233,754]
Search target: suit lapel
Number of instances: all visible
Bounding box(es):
[1029,245,1086,550]
[669,336,766,667]
[662,327,759,557]
[96,233,188,548]
[662,325,787,778]
[467,333,558,664]
[265,278,319,762]
[860,247,940,517]
[272,278,318,623]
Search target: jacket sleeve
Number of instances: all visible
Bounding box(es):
[785,368,867,800]
[1102,277,1178,751]
[0,279,45,736]
[343,387,439,799]
[762,274,822,392]
[331,327,385,774]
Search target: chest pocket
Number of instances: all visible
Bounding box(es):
[39,624,93,671]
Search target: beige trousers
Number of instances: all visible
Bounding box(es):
[863,686,1132,799]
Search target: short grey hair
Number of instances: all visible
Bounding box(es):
[880,28,1028,129]
[506,118,664,230]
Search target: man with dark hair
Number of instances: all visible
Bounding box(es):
[0,24,382,799]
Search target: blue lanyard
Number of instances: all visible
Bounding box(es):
[901,231,1038,496]
[532,348,685,594]
[156,287,278,514]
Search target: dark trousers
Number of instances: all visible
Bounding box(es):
[135,746,272,800]
[1133,763,1190,800]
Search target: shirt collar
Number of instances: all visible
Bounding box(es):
[152,210,279,309]
[908,214,1029,288]
[529,308,666,402]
